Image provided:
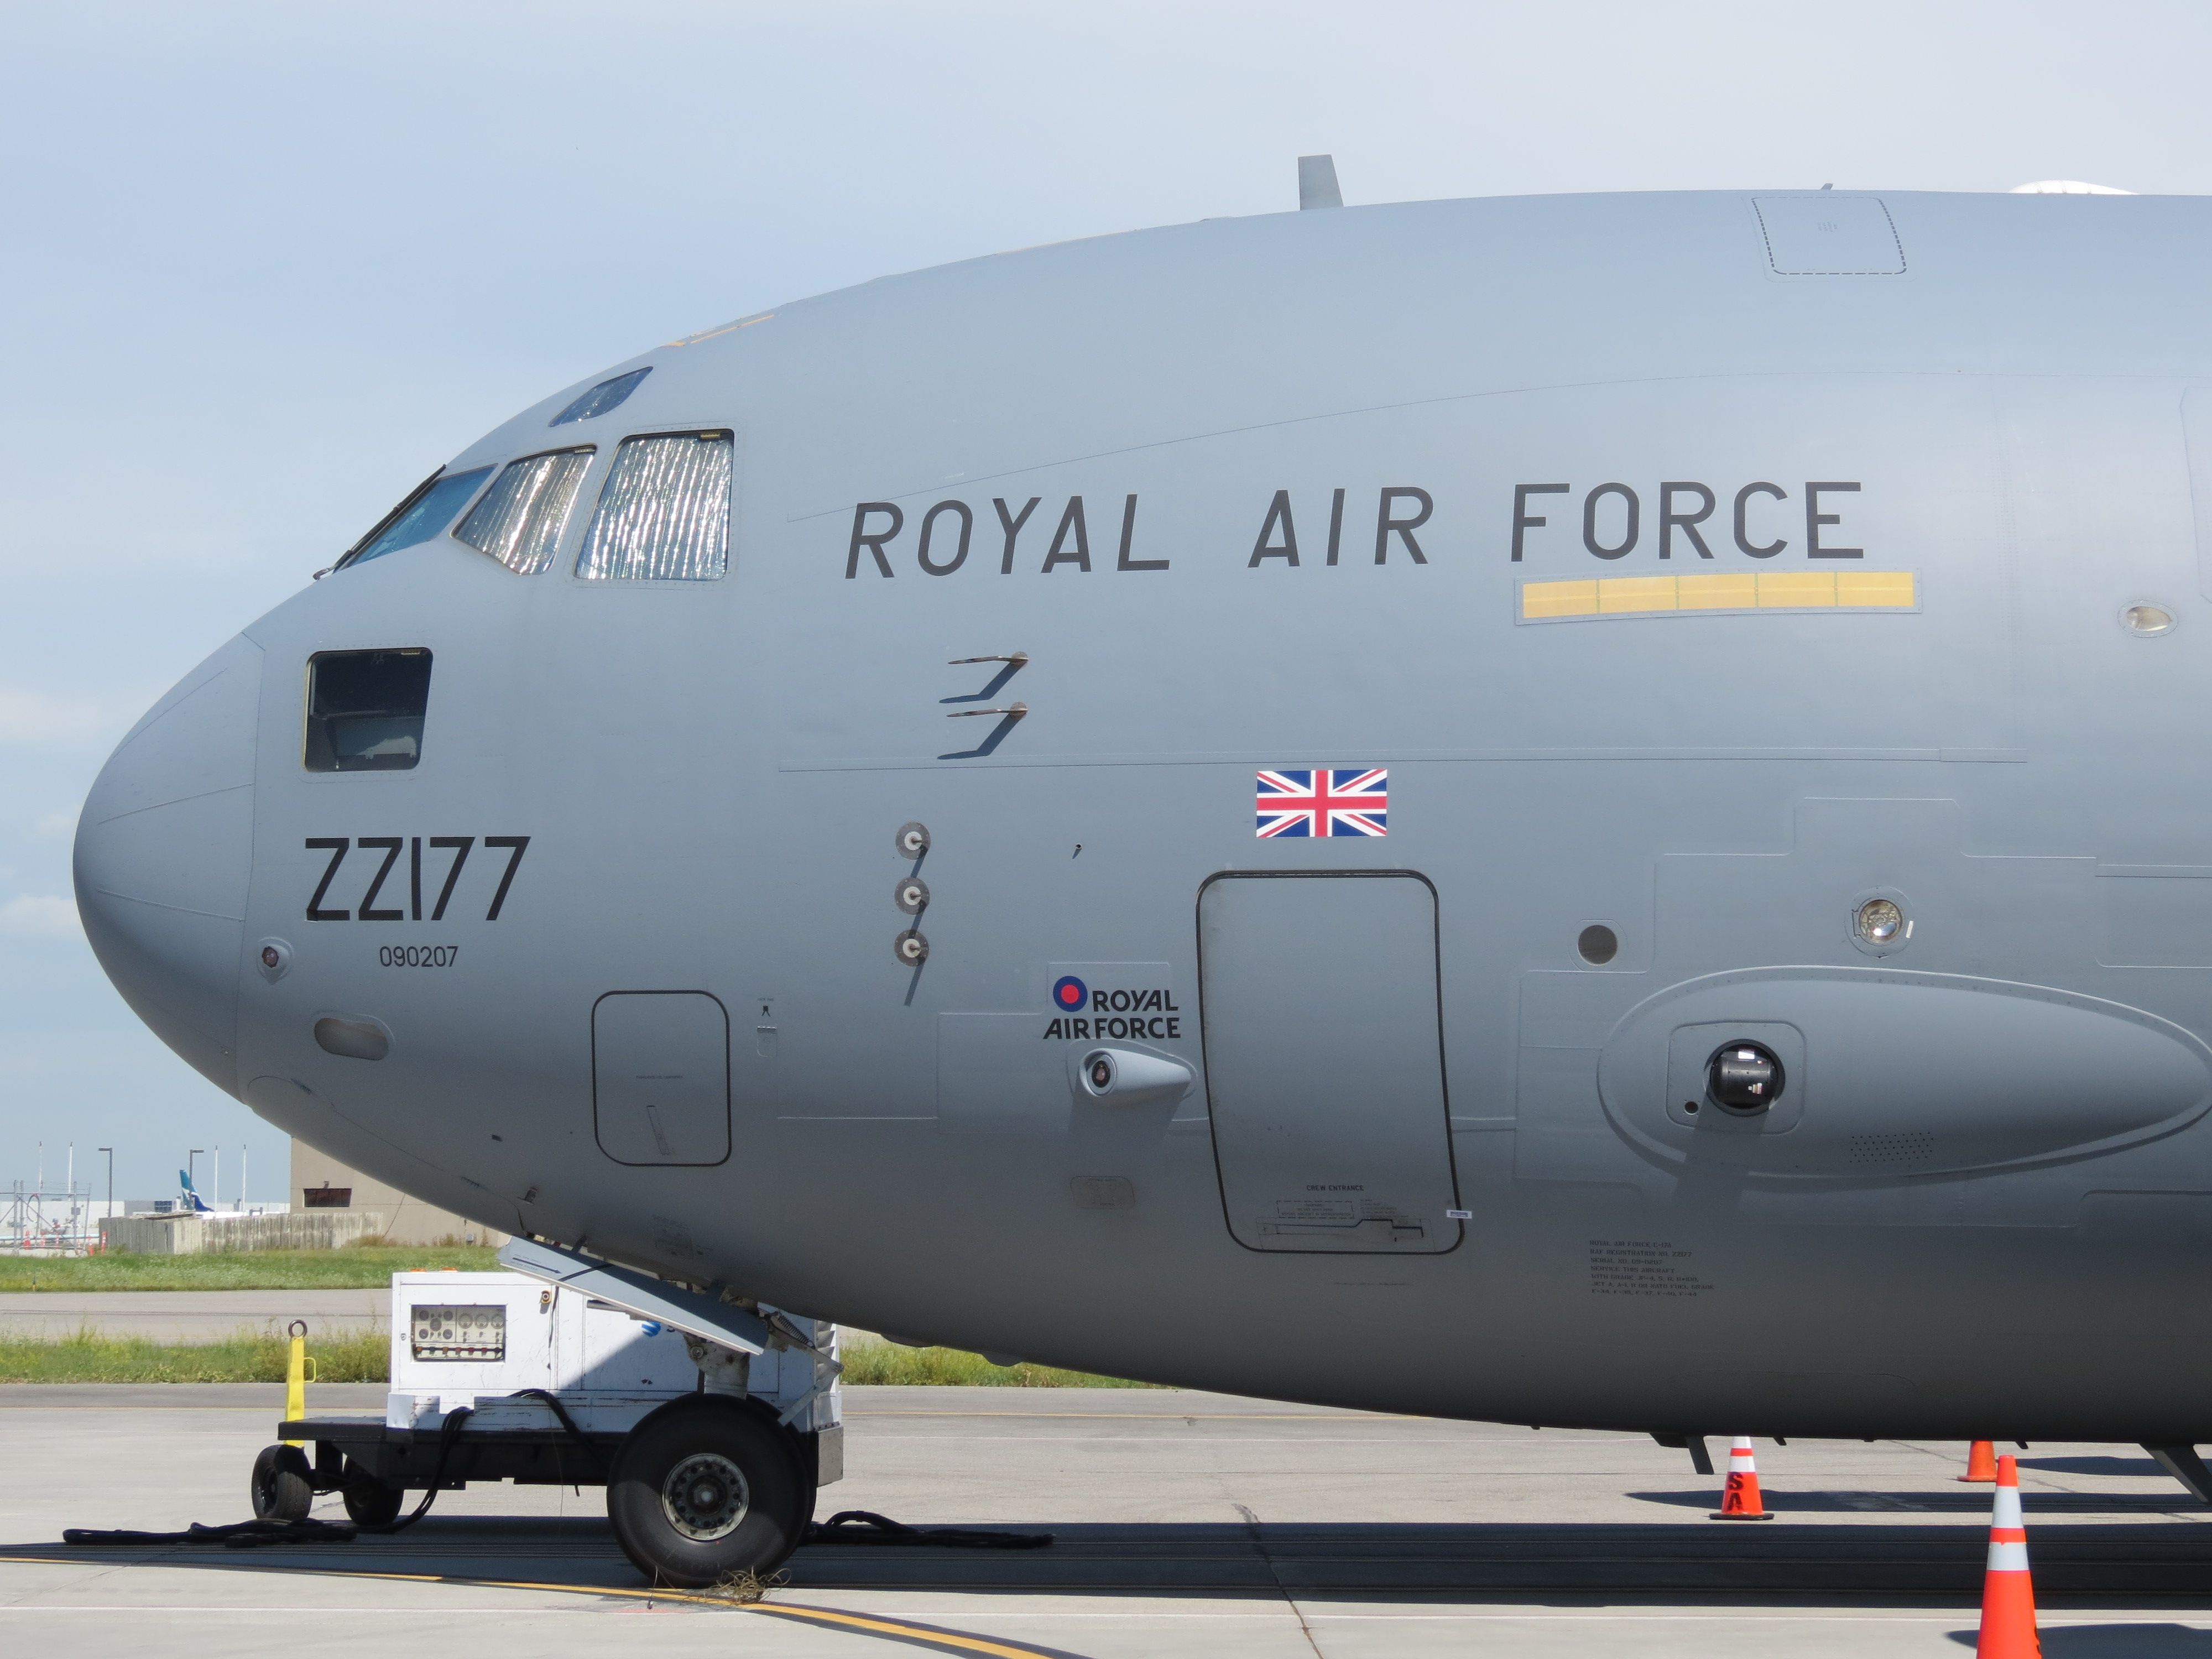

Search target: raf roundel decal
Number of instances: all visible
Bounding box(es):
[1051,974,1089,1011]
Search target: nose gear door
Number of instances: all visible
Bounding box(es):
[593,992,731,1166]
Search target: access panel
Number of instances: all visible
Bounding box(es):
[1199,873,1460,1251]
[592,991,731,1166]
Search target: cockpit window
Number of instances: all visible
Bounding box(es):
[575,432,732,581]
[343,468,493,567]
[305,650,432,772]
[455,448,594,575]
[550,367,651,427]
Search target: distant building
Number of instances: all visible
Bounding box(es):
[289,1139,507,1246]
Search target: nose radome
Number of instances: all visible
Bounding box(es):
[74,634,263,1097]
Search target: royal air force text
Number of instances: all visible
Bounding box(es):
[1044,987,1182,1042]
[844,482,1865,577]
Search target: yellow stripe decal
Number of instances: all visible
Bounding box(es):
[1521,570,1914,620]
[1520,578,1598,618]
[1755,570,1835,607]
[1595,575,1676,613]
[1836,568,1917,607]
[1676,572,1760,610]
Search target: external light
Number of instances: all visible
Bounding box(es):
[2124,603,2176,637]
[1855,898,1905,946]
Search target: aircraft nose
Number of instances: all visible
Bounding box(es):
[74,635,264,1096]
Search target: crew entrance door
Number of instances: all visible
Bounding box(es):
[1198,872,1460,1253]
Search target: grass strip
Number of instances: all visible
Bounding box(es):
[838,1339,1156,1387]
[0,1329,1150,1386]
[0,1245,500,1292]
[0,1326,389,1384]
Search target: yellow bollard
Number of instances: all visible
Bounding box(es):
[283,1319,314,1447]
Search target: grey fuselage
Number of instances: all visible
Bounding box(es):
[76,189,2212,1442]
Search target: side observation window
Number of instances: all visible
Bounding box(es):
[305,650,432,772]
[455,448,594,574]
[575,431,732,582]
[551,367,651,426]
[344,468,493,567]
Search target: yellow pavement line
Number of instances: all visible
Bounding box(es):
[739,1601,1083,1657]
[0,1556,1079,1659]
[1521,570,1916,620]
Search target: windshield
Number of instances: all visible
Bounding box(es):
[575,432,731,581]
[345,467,493,567]
[456,449,593,574]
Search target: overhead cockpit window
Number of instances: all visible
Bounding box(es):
[343,468,493,567]
[575,431,732,582]
[305,649,432,772]
[455,448,594,575]
[550,367,651,427]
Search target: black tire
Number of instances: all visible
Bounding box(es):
[251,1443,314,1522]
[605,1397,807,1587]
[341,1470,406,1527]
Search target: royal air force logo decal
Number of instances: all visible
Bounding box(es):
[1255,768,1389,838]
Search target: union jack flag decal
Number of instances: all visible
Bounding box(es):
[1255,768,1389,837]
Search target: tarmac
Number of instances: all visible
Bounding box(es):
[3,1383,2212,1656]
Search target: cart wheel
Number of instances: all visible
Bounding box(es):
[341,1469,406,1527]
[251,1444,314,1521]
[605,1397,806,1587]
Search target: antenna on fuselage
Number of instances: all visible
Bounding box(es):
[1298,154,1342,211]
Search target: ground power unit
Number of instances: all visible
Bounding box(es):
[258,1258,842,1584]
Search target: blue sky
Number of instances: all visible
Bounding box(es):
[2,0,2205,1201]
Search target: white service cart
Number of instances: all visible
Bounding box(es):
[258,1237,841,1585]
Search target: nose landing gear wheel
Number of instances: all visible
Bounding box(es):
[606,1397,806,1587]
[662,1451,749,1540]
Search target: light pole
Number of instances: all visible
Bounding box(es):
[97,1147,112,1217]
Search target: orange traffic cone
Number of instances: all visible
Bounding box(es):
[1960,1440,1999,1483]
[1711,1436,1773,1520]
[1975,1454,2039,1658]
